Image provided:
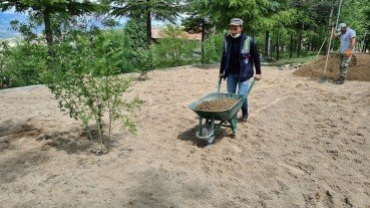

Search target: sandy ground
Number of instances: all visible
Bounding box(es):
[0,65,370,208]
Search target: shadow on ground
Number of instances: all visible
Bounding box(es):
[0,149,50,183]
[0,119,119,155]
[177,125,229,148]
[124,167,212,208]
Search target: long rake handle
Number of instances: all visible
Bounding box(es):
[324,26,335,77]
[323,9,335,77]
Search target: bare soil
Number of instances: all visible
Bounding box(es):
[195,98,239,111]
[0,65,370,207]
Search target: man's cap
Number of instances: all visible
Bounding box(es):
[337,23,347,30]
[229,18,243,26]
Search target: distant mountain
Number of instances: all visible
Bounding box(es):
[0,12,183,39]
[0,12,27,39]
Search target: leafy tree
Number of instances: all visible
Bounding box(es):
[110,0,182,45]
[182,0,214,64]
[0,0,100,56]
[123,17,153,78]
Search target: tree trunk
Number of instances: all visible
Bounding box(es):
[362,36,367,52]
[365,39,369,53]
[297,23,304,57]
[265,31,269,58]
[146,0,152,45]
[290,33,294,59]
[307,28,313,51]
[276,33,280,60]
[43,8,54,57]
[201,19,206,65]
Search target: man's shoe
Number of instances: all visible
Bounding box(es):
[239,115,248,123]
[334,78,344,84]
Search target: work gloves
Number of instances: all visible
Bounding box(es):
[345,49,352,57]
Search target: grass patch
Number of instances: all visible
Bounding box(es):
[263,52,322,66]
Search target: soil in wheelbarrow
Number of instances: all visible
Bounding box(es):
[195,98,239,111]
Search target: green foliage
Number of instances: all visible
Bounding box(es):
[0,42,48,87]
[123,18,153,73]
[202,32,224,64]
[102,18,121,29]
[1,0,101,49]
[9,19,38,44]
[49,72,142,153]
[48,32,142,153]
[110,0,181,22]
[340,0,370,35]
[110,0,184,45]
[152,25,200,68]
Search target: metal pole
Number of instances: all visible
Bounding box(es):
[316,36,328,60]
[335,0,344,28]
[323,9,334,79]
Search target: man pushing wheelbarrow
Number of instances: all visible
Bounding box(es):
[189,18,262,144]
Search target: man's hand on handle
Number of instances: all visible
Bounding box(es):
[219,73,261,80]
[345,49,352,57]
[254,74,262,81]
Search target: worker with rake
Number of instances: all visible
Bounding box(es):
[333,23,356,84]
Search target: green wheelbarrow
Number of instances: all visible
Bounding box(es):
[189,78,257,144]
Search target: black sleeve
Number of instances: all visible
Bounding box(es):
[220,39,227,74]
[250,40,261,75]
[220,50,226,74]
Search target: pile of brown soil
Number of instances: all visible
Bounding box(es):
[293,53,370,81]
[196,98,239,111]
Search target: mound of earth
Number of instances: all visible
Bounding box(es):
[293,53,370,81]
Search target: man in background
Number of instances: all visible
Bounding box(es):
[333,23,356,84]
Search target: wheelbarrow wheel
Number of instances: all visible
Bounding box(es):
[230,115,238,135]
[201,122,215,144]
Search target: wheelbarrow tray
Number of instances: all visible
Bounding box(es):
[189,92,244,121]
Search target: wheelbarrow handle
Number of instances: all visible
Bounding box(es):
[217,78,222,92]
[217,77,257,95]
[246,78,257,96]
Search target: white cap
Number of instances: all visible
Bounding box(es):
[337,23,347,31]
[229,18,243,26]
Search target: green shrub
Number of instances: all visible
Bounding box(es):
[202,32,224,64]
[123,18,153,75]
[49,32,142,154]
[0,41,48,87]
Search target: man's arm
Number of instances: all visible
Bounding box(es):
[219,37,227,76]
[349,29,357,49]
[333,32,341,39]
[250,40,261,76]
[219,49,227,76]
[350,37,356,49]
